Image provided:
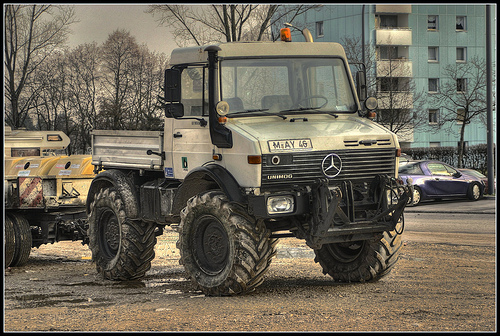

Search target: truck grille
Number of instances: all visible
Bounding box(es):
[262,148,396,188]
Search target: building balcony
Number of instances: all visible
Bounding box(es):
[377,92,414,110]
[375,5,411,14]
[376,59,413,77]
[376,28,412,46]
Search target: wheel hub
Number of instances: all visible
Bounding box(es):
[194,215,229,275]
[99,209,120,258]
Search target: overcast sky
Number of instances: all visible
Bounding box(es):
[67,4,177,56]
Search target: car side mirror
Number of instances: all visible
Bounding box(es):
[453,171,462,178]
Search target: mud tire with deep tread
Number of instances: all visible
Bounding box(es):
[9,213,32,267]
[88,187,156,280]
[314,216,404,282]
[4,215,16,267]
[178,191,278,296]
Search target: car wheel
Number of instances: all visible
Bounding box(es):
[410,186,422,206]
[467,182,482,201]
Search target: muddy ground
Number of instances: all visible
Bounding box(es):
[4,222,496,332]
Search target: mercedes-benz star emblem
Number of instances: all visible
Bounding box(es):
[321,153,342,178]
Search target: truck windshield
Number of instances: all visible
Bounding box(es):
[220,58,357,116]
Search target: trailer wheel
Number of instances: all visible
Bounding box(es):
[4,215,15,267]
[8,213,32,267]
[88,187,156,280]
[178,191,277,296]
[314,216,404,282]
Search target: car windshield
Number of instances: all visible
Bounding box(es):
[220,58,357,117]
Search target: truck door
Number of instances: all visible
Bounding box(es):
[171,66,213,179]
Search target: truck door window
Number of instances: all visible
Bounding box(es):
[181,67,208,116]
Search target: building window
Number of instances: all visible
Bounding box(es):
[316,21,324,38]
[428,47,438,62]
[428,78,439,93]
[457,108,466,123]
[457,78,467,92]
[456,47,466,62]
[428,109,439,124]
[456,16,466,31]
[428,15,438,30]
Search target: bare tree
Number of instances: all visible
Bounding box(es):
[98,29,166,131]
[430,56,489,167]
[340,36,377,96]
[99,29,141,129]
[4,4,75,128]
[146,4,319,46]
[66,42,101,153]
[342,36,426,140]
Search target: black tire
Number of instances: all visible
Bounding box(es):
[314,215,404,282]
[9,213,32,267]
[467,182,482,201]
[177,191,277,296]
[4,215,15,267]
[88,187,157,280]
[410,186,422,206]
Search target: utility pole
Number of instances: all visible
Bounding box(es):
[485,4,495,195]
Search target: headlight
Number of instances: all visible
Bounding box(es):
[266,195,294,214]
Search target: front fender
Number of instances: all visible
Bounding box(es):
[86,169,140,218]
[172,164,245,215]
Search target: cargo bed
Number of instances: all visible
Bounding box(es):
[91,130,164,171]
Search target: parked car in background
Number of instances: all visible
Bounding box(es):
[398,160,485,206]
[459,168,490,194]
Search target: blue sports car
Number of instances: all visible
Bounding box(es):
[398,160,485,206]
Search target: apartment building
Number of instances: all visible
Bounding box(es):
[289,4,495,148]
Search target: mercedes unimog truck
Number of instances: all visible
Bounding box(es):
[87,38,411,296]
[4,126,95,267]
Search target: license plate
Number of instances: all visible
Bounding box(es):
[268,139,313,152]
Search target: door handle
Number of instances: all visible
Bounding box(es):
[173,132,182,138]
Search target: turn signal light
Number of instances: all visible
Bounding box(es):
[247,155,262,164]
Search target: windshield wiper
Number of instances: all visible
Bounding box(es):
[227,109,287,120]
[278,107,338,118]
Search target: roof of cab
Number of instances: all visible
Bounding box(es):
[169,41,347,66]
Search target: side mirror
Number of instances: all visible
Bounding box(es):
[165,69,181,102]
[165,103,184,118]
[356,71,367,102]
[453,171,462,178]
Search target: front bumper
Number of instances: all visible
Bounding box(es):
[248,175,411,249]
